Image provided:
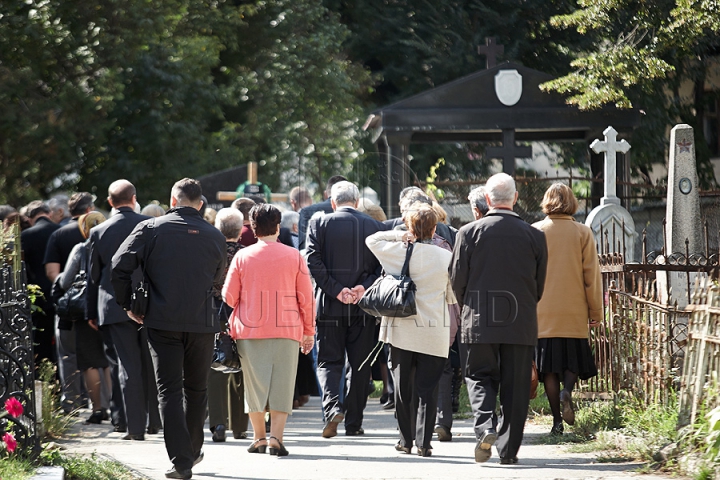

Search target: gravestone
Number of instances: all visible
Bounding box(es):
[585,126,636,261]
[657,124,705,308]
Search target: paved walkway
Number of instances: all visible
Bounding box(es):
[57,397,682,480]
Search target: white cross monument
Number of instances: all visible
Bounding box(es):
[585,126,636,261]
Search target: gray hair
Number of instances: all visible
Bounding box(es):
[398,186,423,203]
[399,191,431,214]
[485,173,516,206]
[214,208,244,240]
[48,194,70,218]
[281,210,299,230]
[468,186,489,216]
[331,181,360,206]
[141,204,165,217]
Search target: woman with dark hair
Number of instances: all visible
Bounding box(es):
[365,205,457,457]
[222,204,315,456]
[533,183,602,435]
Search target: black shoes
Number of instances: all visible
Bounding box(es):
[233,431,248,440]
[322,412,344,438]
[474,428,497,463]
[113,424,127,433]
[417,447,432,457]
[560,390,575,426]
[147,426,161,435]
[268,436,289,457]
[122,433,145,441]
[500,456,518,465]
[345,427,364,436]
[550,421,564,436]
[247,439,267,454]
[395,443,411,454]
[85,411,104,425]
[379,392,395,409]
[434,425,452,442]
[212,424,226,442]
[165,466,191,479]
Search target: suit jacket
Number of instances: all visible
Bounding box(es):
[305,206,385,318]
[297,199,333,250]
[111,207,227,333]
[87,207,150,326]
[21,216,60,312]
[384,217,458,248]
[450,210,547,346]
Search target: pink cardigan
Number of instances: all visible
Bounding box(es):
[222,240,315,343]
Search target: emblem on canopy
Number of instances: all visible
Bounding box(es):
[494,69,522,107]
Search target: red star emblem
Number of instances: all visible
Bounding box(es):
[677,140,692,153]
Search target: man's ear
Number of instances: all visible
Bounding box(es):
[330,198,337,211]
[513,191,519,204]
[107,196,115,209]
[197,199,204,211]
[170,196,178,208]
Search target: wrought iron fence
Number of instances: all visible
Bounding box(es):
[0,222,40,455]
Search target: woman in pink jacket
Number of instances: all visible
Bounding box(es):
[222,204,315,457]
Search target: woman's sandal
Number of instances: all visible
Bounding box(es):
[268,436,289,457]
[247,438,267,454]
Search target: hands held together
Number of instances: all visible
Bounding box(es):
[336,285,366,305]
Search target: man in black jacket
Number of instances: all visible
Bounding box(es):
[296,175,347,250]
[21,201,60,366]
[306,181,385,438]
[112,178,226,480]
[87,180,160,438]
[450,173,547,465]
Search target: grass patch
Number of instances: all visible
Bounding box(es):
[0,456,35,480]
[369,380,384,399]
[454,383,472,419]
[37,359,72,439]
[41,448,137,480]
[528,384,551,418]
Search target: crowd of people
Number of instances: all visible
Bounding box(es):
[0,172,602,479]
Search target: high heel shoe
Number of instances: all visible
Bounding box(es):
[268,436,289,457]
[247,438,267,454]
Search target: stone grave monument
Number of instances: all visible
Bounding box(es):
[657,124,705,308]
[585,126,636,261]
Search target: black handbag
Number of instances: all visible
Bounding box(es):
[211,331,242,374]
[131,219,156,317]
[358,242,417,318]
[55,246,88,321]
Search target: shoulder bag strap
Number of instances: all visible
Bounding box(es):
[400,242,414,278]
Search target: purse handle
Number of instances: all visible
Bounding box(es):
[400,242,414,278]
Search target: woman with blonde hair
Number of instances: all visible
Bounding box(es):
[532,183,601,435]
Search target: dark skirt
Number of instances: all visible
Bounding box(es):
[536,337,597,381]
[75,320,109,371]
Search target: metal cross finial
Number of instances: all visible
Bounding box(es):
[477,37,504,69]
[590,126,631,205]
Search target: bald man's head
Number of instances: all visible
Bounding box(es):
[108,180,136,208]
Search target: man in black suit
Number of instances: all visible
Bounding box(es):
[112,178,226,480]
[21,201,60,366]
[87,180,161,439]
[296,175,347,250]
[306,181,385,438]
[384,187,457,247]
[450,173,547,465]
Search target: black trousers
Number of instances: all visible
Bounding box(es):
[147,328,214,471]
[436,333,466,430]
[316,314,376,431]
[389,345,445,449]
[100,326,126,428]
[107,321,161,436]
[207,369,247,435]
[464,343,534,460]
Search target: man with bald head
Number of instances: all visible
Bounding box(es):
[450,173,547,465]
[87,180,161,438]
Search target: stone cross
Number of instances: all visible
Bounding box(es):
[590,126,631,206]
[485,129,531,175]
[657,124,705,308]
[477,37,504,69]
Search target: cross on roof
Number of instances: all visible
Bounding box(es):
[485,129,531,174]
[477,37,504,69]
[590,126,631,206]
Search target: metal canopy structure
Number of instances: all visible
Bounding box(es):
[364,62,641,218]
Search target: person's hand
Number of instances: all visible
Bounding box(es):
[589,319,601,328]
[350,285,365,304]
[301,335,314,355]
[401,231,415,245]
[88,319,99,331]
[126,310,144,325]
[336,287,356,304]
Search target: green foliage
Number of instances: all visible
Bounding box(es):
[37,360,71,439]
[50,453,136,480]
[0,455,34,480]
[425,158,446,201]
[706,406,720,464]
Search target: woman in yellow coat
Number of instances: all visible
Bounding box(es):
[533,183,602,435]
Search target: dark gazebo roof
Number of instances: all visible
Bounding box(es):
[364,62,640,143]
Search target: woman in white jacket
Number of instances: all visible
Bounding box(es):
[365,206,457,457]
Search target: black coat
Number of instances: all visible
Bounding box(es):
[450,211,547,346]
[111,207,227,333]
[21,217,60,297]
[306,206,385,318]
[297,199,333,250]
[87,207,150,326]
